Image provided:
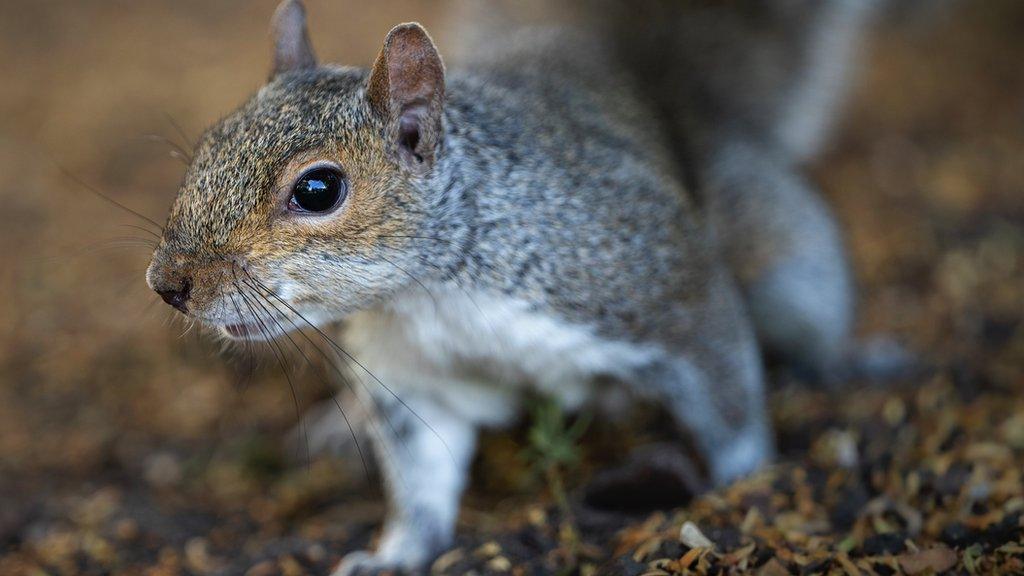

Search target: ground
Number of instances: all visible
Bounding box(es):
[0,1,1022,575]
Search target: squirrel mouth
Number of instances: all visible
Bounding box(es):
[222,321,283,340]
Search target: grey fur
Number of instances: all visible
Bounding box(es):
[585,0,880,374]
[147,2,882,573]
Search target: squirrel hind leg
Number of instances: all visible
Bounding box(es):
[630,327,774,486]
[705,144,869,386]
[747,257,921,387]
[745,249,855,382]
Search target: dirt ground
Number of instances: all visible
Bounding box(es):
[0,1,1022,575]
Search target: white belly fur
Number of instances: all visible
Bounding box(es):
[340,284,658,426]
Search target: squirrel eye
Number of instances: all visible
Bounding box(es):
[289,167,346,213]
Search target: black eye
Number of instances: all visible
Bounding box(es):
[289,167,346,213]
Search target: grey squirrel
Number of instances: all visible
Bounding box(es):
[146,1,890,573]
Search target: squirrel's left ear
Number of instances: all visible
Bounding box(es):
[270,0,317,78]
[367,23,446,171]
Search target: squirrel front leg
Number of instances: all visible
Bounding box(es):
[334,393,477,576]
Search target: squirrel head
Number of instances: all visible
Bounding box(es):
[146,0,453,340]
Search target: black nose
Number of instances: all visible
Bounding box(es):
[156,278,191,312]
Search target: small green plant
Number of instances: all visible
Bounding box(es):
[523,397,591,508]
[522,396,592,565]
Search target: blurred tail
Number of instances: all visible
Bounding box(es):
[839,336,924,384]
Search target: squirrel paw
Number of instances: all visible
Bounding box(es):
[840,336,922,383]
[803,336,923,389]
[331,550,422,576]
[333,523,449,575]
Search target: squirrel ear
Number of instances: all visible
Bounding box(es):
[366,23,446,170]
[270,0,317,78]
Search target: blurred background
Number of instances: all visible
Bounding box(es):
[0,1,1021,574]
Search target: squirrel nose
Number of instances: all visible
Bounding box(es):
[155,278,192,312]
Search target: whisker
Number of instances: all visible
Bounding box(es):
[52,162,164,232]
[241,270,455,464]
[141,134,192,164]
[138,294,163,321]
[228,291,256,372]
[68,241,157,257]
[99,235,158,246]
[378,254,439,311]
[162,306,177,328]
[119,223,162,241]
[33,240,157,271]
[235,282,311,470]
[178,317,196,339]
[236,275,372,482]
[110,269,150,300]
[375,241,502,345]
[236,275,412,470]
[225,286,261,396]
[162,112,195,155]
[234,274,394,460]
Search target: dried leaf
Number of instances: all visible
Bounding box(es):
[757,558,791,576]
[836,553,863,576]
[679,547,704,568]
[897,546,958,574]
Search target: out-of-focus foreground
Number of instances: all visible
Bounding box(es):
[0,1,1022,574]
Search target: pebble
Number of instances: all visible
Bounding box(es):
[144,452,183,488]
[474,541,502,557]
[679,521,715,549]
[185,537,220,573]
[486,555,512,572]
[115,518,139,541]
[245,560,278,576]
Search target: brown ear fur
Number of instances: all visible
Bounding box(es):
[270,0,317,78]
[367,23,446,169]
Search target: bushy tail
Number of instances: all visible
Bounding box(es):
[451,0,886,167]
